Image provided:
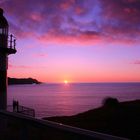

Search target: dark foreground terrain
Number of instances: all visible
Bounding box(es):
[0,98,139,140]
[44,99,140,140]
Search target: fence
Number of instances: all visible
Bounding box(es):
[7,105,35,117]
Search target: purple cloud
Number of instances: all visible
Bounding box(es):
[99,0,140,39]
[0,0,140,45]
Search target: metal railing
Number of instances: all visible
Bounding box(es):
[0,110,129,140]
[7,105,35,117]
[8,34,16,50]
[17,105,35,117]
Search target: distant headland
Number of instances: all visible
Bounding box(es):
[8,77,41,85]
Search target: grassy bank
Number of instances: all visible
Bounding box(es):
[44,99,140,139]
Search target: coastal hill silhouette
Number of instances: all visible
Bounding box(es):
[8,77,41,85]
[45,97,140,140]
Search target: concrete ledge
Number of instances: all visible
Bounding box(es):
[0,110,129,140]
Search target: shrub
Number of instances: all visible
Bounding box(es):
[103,97,120,108]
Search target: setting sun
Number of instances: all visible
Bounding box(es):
[64,80,68,84]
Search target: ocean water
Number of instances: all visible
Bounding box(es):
[7,83,140,118]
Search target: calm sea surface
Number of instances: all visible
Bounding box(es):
[7,83,140,118]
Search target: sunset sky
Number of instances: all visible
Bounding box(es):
[0,0,140,83]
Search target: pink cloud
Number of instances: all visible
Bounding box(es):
[37,30,104,47]
[32,53,48,58]
[37,29,140,47]
[133,60,140,64]
[8,64,33,69]
[29,13,43,22]
[60,2,72,10]
[75,7,85,15]
[9,64,47,69]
